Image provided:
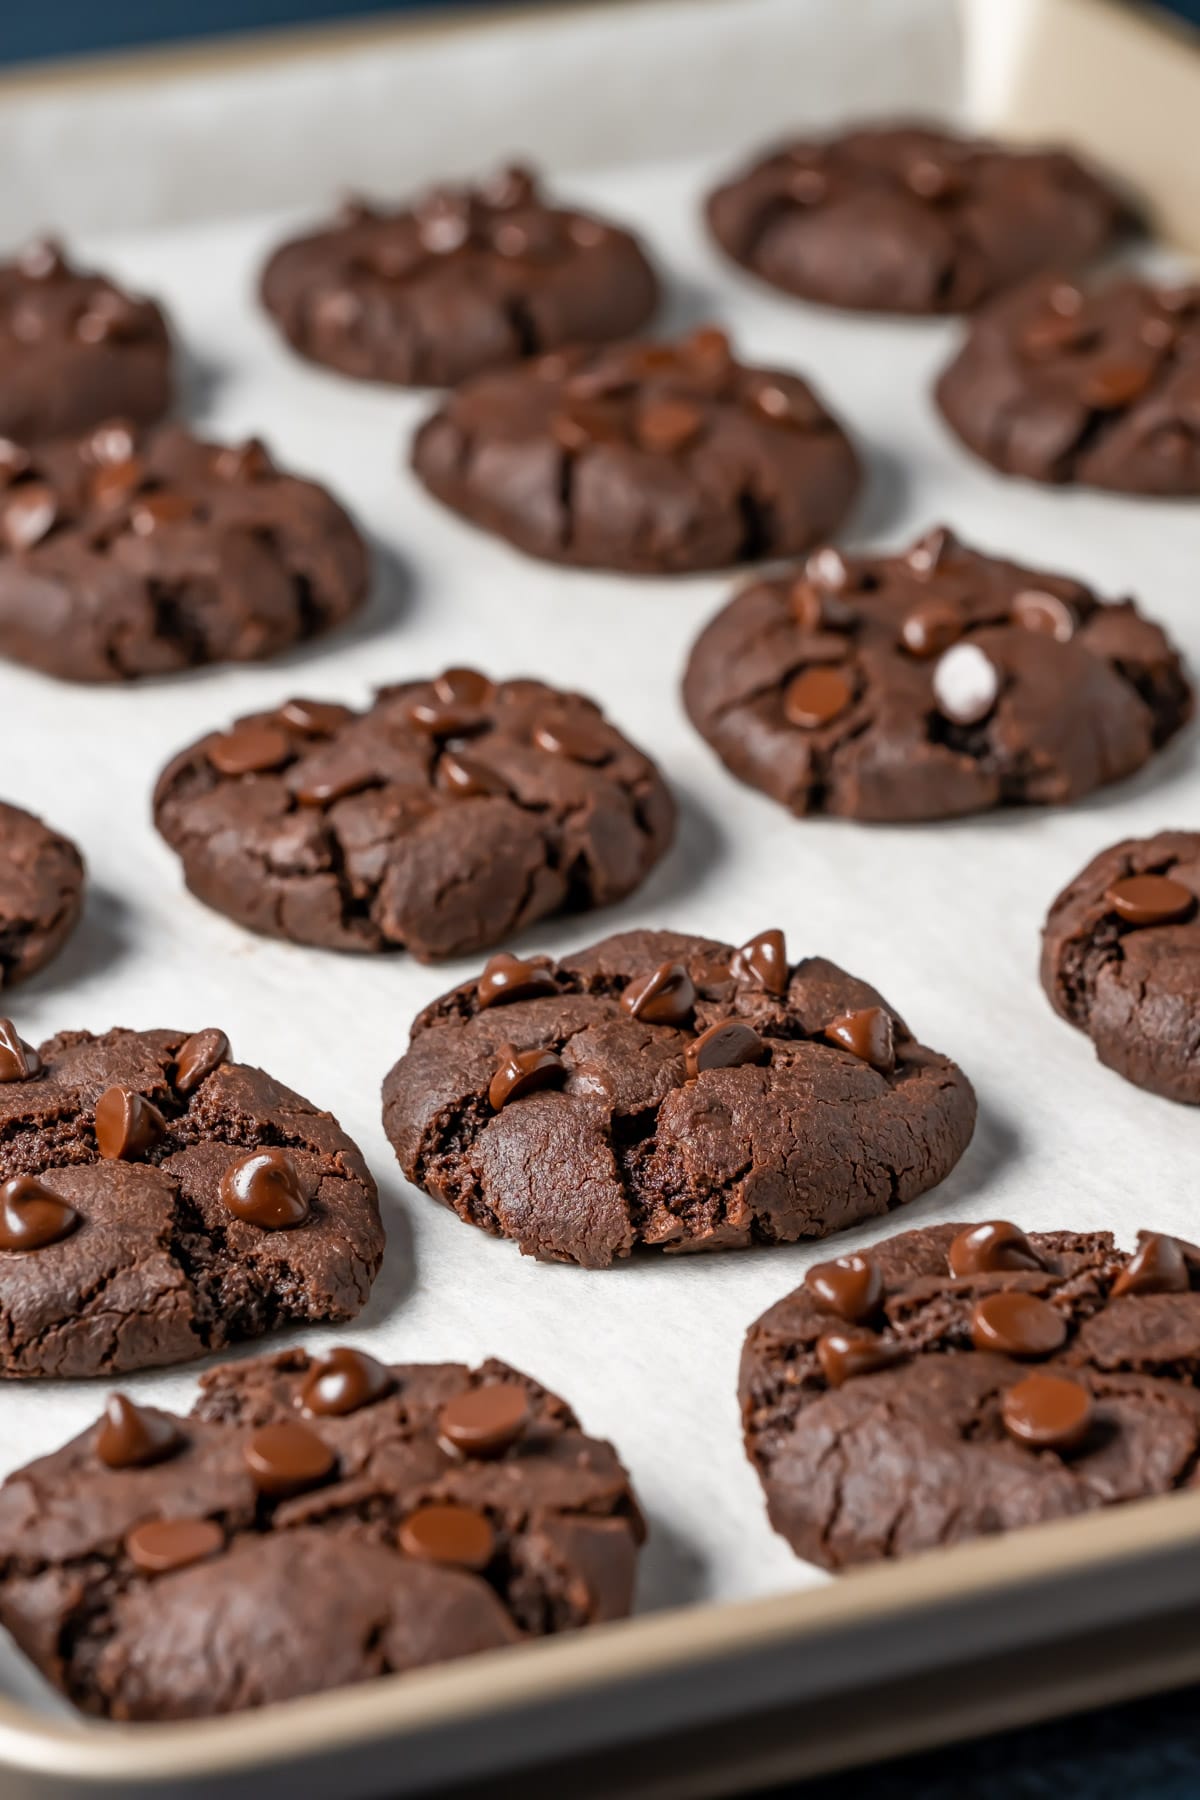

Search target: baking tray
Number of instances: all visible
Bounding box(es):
[3,11,1200,1797]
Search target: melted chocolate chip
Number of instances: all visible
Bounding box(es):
[174,1028,229,1094]
[219,1148,310,1230]
[900,599,964,658]
[0,1176,79,1252]
[621,962,696,1027]
[1,484,57,553]
[213,439,273,482]
[488,1045,566,1110]
[784,666,854,728]
[948,1221,1046,1278]
[244,1420,336,1497]
[300,1347,394,1417]
[94,1086,165,1162]
[277,698,357,737]
[207,723,293,778]
[96,1394,182,1470]
[685,1020,766,1079]
[822,1007,896,1073]
[1112,1232,1189,1298]
[971,1291,1067,1359]
[435,668,494,707]
[405,697,486,739]
[125,1518,224,1576]
[398,1502,495,1570]
[1001,1373,1093,1453]
[1082,359,1153,410]
[438,751,510,799]
[933,642,999,725]
[636,400,704,454]
[130,491,197,534]
[816,1328,903,1387]
[477,953,557,1009]
[0,1019,40,1083]
[805,1253,882,1324]
[1012,588,1076,642]
[805,546,850,592]
[437,1381,531,1458]
[732,929,788,996]
[291,758,376,806]
[532,716,612,764]
[1104,873,1196,928]
[906,526,957,576]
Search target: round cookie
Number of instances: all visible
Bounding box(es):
[1041,831,1200,1103]
[0,801,84,985]
[935,274,1200,492]
[682,526,1192,823]
[410,327,860,573]
[741,1220,1200,1569]
[0,238,171,445]
[0,1347,641,1718]
[381,926,976,1267]
[261,164,659,388]
[0,1025,382,1377]
[0,423,368,682]
[153,673,674,961]
[705,123,1125,315]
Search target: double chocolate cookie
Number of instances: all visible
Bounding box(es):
[936,274,1200,492]
[0,802,84,985]
[0,423,368,682]
[742,1221,1200,1569]
[0,1025,382,1377]
[1042,831,1200,1104]
[705,124,1124,314]
[411,327,860,573]
[682,527,1191,822]
[0,1347,641,1718]
[261,164,659,388]
[154,674,674,961]
[382,927,976,1267]
[0,239,171,445]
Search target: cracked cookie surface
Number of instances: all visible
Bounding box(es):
[1041,830,1200,1103]
[410,327,860,573]
[682,527,1191,823]
[741,1220,1200,1570]
[153,673,674,961]
[261,164,658,388]
[705,124,1124,315]
[0,1347,640,1719]
[0,1026,382,1377]
[0,802,84,986]
[936,274,1200,491]
[381,927,976,1267]
[0,423,368,682]
[0,239,171,446]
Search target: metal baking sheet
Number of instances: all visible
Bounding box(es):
[1,107,1200,1800]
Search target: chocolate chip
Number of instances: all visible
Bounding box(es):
[438,751,510,799]
[621,961,696,1027]
[488,1045,566,1110]
[805,1252,882,1324]
[970,1291,1067,1358]
[130,491,197,534]
[416,190,473,255]
[784,666,854,728]
[438,1381,530,1458]
[398,1502,495,1569]
[95,1086,165,1162]
[816,1328,903,1387]
[732,929,789,996]
[1012,588,1076,642]
[904,156,961,201]
[749,377,820,429]
[1082,360,1153,409]
[932,642,999,725]
[805,546,850,592]
[1001,1373,1093,1453]
[0,1020,40,1083]
[948,1220,1046,1278]
[532,715,613,764]
[244,1420,336,1497]
[553,400,628,451]
[434,668,494,707]
[477,953,557,1009]
[0,1176,78,1252]
[1103,873,1196,927]
[89,422,137,466]
[1112,1232,1189,1298]
[905,526,957,576]
[96,1394,181,1470]
[822,1007,896,1073]
[125,1518,224,1576]
[300,1346,394,1417]
[219,1148,310,1230]
[2,483,57,553]
[1020,310,1097,358]
[277,698,357,737]
[405,697,486,739]
[90,457,146,510]
[0,440,31,484]
[292,757,376,806]
[213,439,273,481]
[174,1029,229,1094]
[482,164,538,211]
[901,598,964,658]
[788,580,826,631]
[685,1020,766,1079]
[207,723,293,777]
[636,400,704,454]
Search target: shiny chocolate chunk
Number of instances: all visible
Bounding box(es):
[620,962,696,1028]
[277,697,357,737]
[784,666,854,729]
[532,715,612,764]
[635,400,704,455]
[438,1381,531,1458]
[1112,1232,1189,1299]
[805,1253,882,1324]
[94,1085,165,1162]
[1,484,57,553]
[488,1045,565,1111]
[1012,588,1075,642]
[438,751,510,799]
[300,1346,394,1417]
[244,1420,336,1497]
[822,1007,895,1073]
[207,722,293,778]
[971,1290,1066,1358]
[948,1220,1045,1278]
[434,668,494,707]
[174,1028,229,1094]
[1104,873,1195,928]
[398,1502,495,1570]
[96,1394,182,1470]
[0,1019,40,1083]
[816,1328,903,1387]
[219,1147,310,1230]
[477,953,557,1009]
[732,929,788,996]
[1001,1372,1093,1453]
[0,1176,79,1252]
[900,598,964,658]
[684,1020,766,1080]
[125,1517,224,1576]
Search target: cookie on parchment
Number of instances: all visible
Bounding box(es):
[0,801,84,986]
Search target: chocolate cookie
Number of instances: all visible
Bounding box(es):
[1041,831,1200,1103]
[0,1026,382,1377]
[261,164,659,388]
[935,274,1200,491]
[0,1347,641,1718]
[0,802,84,985]
[741,1220,1200,1569]
[705,124,1125,315]
[381,927,976,1267]
[682,527,1192,823]
[153,673,674,961]
[411,327,860,573]
[0,238,171,445]
[0,423,368,682]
